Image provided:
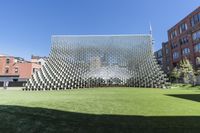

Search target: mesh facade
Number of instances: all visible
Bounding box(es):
[25,35,168,90]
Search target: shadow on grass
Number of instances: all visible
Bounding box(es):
[0,105,200,133]
[166,94,200,102]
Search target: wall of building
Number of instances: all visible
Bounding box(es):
[161,42,171,74]
[0,56,16,75]
[155,6,200,74]
[167,6,200,70]
[14,62,42,79]
[31,58,46,66]
[0,55,43,81]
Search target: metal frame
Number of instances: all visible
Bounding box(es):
[25,35,167,90]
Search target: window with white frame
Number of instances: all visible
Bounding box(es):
[6,58,10,64]
[192,30,200,41]
[171,42,178,49]
[14,67,18,73]
[179,23,188,33]
[179,36,189,45]
[171,30,177,39]
[194,43,200,52]
[182,48,190,55]
[191,13,200,27]
[173,51,179,60]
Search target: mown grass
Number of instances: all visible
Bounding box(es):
[0,87,200,133]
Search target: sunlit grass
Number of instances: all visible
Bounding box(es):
[0,87,200,132]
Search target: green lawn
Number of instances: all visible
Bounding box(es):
[1,87,200,133]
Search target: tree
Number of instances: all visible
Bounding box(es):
[179,58,195,84]
[170,67,181,83]
[195,57,200,76]
[193,57,200,85]
[195,68,200,76]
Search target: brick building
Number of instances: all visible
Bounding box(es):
[155,6,200,74]
[154,49,163,66]
[0,54,44,82]
[154,41,171,74]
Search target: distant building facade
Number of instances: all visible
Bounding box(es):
[31,55,47,66]
[155,6,200,74]
[161,42,171,74]
[0,54,45,82]
[154,49,163,66]
[0,55,20,81]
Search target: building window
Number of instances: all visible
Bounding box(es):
[179,23,188,33]
[171,30,177,39]
[179,36,189,45]
[157,50,162,58]
[194,43,200,52]
[6,58,10,64]
[33,68,36,73]
[14,67,18,74]
[182,48,190,55]
[191,13,200,27]
[192,30,200,41]
[157,58,162,65]
[5,68,9,74]
[171,42,178,49]
[166,58,170,64]
[165,48,169,55]
[173,51,179,60]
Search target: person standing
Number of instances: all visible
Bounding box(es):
[3,81,9,89]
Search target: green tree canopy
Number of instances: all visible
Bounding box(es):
[179,58,195,84]
[170,67,181,83]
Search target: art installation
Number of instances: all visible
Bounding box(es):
[25,34,168,90]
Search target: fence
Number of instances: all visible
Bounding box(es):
[0,81,27,87]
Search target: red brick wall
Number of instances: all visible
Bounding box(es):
[0,56,42,79]
[0,56,16,75]
[14,62,42,79]
[167,6,200,70]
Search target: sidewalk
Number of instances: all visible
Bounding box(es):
[0,87,23,91]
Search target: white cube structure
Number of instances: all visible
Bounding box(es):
[25,34,168,90]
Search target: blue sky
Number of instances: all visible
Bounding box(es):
[0,0,199,60]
